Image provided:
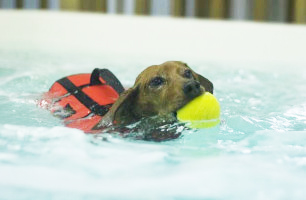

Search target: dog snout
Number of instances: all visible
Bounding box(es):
[183,81,202,99]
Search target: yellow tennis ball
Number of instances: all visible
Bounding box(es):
[177,92,221,128]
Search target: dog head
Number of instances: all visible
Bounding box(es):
[107,61,213,125]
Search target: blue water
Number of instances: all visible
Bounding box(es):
[1,49,306,200]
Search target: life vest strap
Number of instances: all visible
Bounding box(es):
[57,77,110,116]
[90,68,125,95]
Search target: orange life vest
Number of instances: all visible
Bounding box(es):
[40,68,124,132]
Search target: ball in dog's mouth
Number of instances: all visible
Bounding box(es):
[176,92,221,128]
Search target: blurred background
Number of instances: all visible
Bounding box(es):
[0,0,305,24]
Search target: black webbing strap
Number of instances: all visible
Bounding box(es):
[57,78,110,116]
[90,68,125,94]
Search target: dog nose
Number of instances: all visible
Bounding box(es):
[183,81,201,98]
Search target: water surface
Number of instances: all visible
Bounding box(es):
[1,49,306,200]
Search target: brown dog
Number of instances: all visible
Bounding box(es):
[95,61,213,140]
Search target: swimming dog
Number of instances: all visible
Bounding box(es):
[94,61,213,141]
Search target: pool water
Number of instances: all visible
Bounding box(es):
[1,48,306,200]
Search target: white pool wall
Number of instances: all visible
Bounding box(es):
[0,10,306,73]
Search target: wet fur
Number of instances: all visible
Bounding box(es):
[94,61,213,141]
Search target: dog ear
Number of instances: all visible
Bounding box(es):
[92,87,139,129]
[196,74,214,94]
[111,86,140,125]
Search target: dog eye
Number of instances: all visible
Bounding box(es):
[149,77,165,87]
[184,69,193,78]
